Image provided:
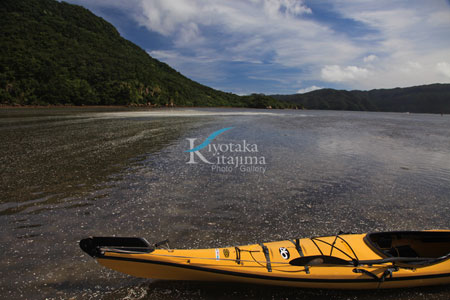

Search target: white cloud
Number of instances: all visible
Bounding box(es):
[399,61,422,73]
[321,65,369,83]
[363,55,377,63]
[297,85,322,94]
[436,62,450,78]
[262,0,312,18]
[407,61,422,69]
[175,22,204,47]
[327,0,450,88]
[70,0,362,66]
[137,0,200,36]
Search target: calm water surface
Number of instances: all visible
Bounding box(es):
[0,107,449,299]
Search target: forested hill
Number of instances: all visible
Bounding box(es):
[0,0,291,108]
[272,84,450,114]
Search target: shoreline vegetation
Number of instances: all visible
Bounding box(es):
[0,103,448,115]
[1,0,449,113]
[1,81,450,114]
[0,103,286,110]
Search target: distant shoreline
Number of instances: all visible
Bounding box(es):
[0,104,280,110]
[0,104,150,109]
[1,104,448,115]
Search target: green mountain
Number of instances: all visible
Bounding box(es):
[272,84,450,114]
[0,0,293,108]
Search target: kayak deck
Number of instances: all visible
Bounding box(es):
[80,231,450,289]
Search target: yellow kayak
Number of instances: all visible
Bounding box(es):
[80,230,450,289]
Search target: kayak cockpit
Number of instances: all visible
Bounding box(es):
[365,231,450,265]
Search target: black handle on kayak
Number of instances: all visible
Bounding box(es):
[289,255,436,267]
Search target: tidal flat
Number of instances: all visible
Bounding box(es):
[1,107,449,299]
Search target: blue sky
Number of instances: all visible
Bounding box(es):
[66,0,450,95]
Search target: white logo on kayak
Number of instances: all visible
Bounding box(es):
[279,247,290,260]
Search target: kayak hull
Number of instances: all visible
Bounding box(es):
[82,231,450,289]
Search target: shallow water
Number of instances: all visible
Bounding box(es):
[0,107,449,299]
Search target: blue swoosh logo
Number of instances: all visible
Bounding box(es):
[185,127,233,152]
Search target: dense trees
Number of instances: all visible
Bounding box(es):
[273,84,450,114]
[0,0,294,108]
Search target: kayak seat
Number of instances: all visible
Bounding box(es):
[376,236,392,249]
[385,245,418,258]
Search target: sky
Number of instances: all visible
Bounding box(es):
[66,0,450,95]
